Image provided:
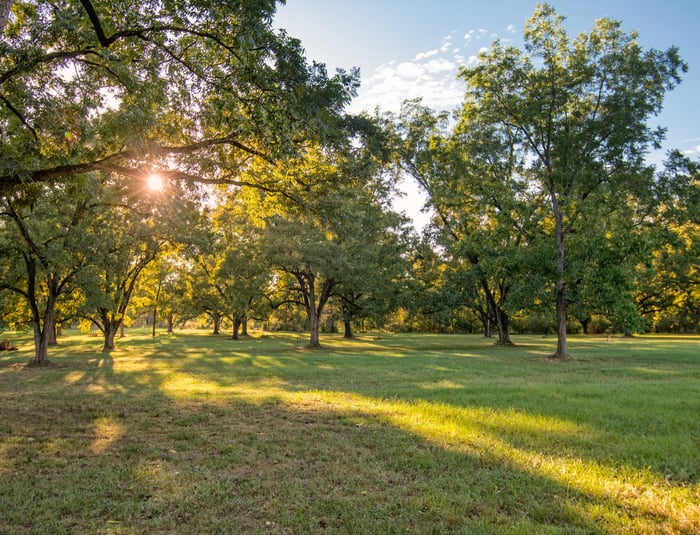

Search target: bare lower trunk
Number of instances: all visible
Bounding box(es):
[580,317,590,335]
[32,319,50,366]
[48,321,58,346]
[212,312,222,335]
[552,205,568,359]
[494,309,512,345]
[30,285,57,365]
[102,321,119,352]
[307,275,320,347]
[308,312,320,347]
[343,320,353,338]
[483,316,491,338]
[152,280,161,338]
[232,316,241,340]
[484,287,512,345]
[555,285,568,357]
[0,0,12,35]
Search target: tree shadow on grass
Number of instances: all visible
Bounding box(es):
[0,373,608,534]
[1,333,698,533]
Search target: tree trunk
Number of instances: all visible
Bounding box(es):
[152,305,157,338]
[212,313,221,335]
[308,311,320,347]
[102,321,119,352]
[343,320,353,338]
[48,321,58,346]
[307,271,321,347]
[580,317,590,335]
[241,316,248,336]
[152,280,161,338]
[31,296,56,366]
[552,194,569,359]
[0,0,12,35]
[483,285,512,345]
[494,307,513,345]
[232,316,241,340]
[555,287,568,357]
[483,316,491,338]
[32,318,50,366]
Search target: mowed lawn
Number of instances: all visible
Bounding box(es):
[0,330,698,534]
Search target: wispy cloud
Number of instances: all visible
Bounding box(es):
[440,34,453,53]
[350,59,464,113]
[464,28,488,44]
[350,27,498,113]
[414,49,439,61]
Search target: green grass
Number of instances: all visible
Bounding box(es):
[0,330,698,534]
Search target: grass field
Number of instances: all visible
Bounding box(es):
[0,329,698,534]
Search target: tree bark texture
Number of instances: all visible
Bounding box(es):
[343,320,353,338]
[0,0,11,35]
[552,197,569,358]
[102,321,119,352]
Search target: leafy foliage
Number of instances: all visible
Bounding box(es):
[0,0,358,190]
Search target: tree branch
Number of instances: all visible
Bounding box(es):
[0,133,274,189]
[78,0,244,59]
[79,0,110,47]
[0,93,39,142]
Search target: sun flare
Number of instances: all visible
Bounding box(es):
[146,174,164,192]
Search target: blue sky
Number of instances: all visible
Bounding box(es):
[275,0,700,160]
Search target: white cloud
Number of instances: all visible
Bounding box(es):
[440,35,453,52]
[414,49,439,61]
[464,28,488,43]
[423,57,457,74]
[396,61,424,79]
[507,23,516,34]
[347,26,503,228]
[682,145,700,155]
[350,59,464,113]
[349,27,499,114]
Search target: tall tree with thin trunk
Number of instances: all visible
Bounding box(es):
[458,3,686,357]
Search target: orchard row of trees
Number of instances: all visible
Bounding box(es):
[1,2,698,365]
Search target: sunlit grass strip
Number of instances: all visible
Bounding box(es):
[224,384,699,533]
[1,330,698,533]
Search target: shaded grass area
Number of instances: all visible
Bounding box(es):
[0,330,698,534]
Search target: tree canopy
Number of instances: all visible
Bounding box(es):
[0,2,697,362]
[454,3,688,357]
[0,0,358,191]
